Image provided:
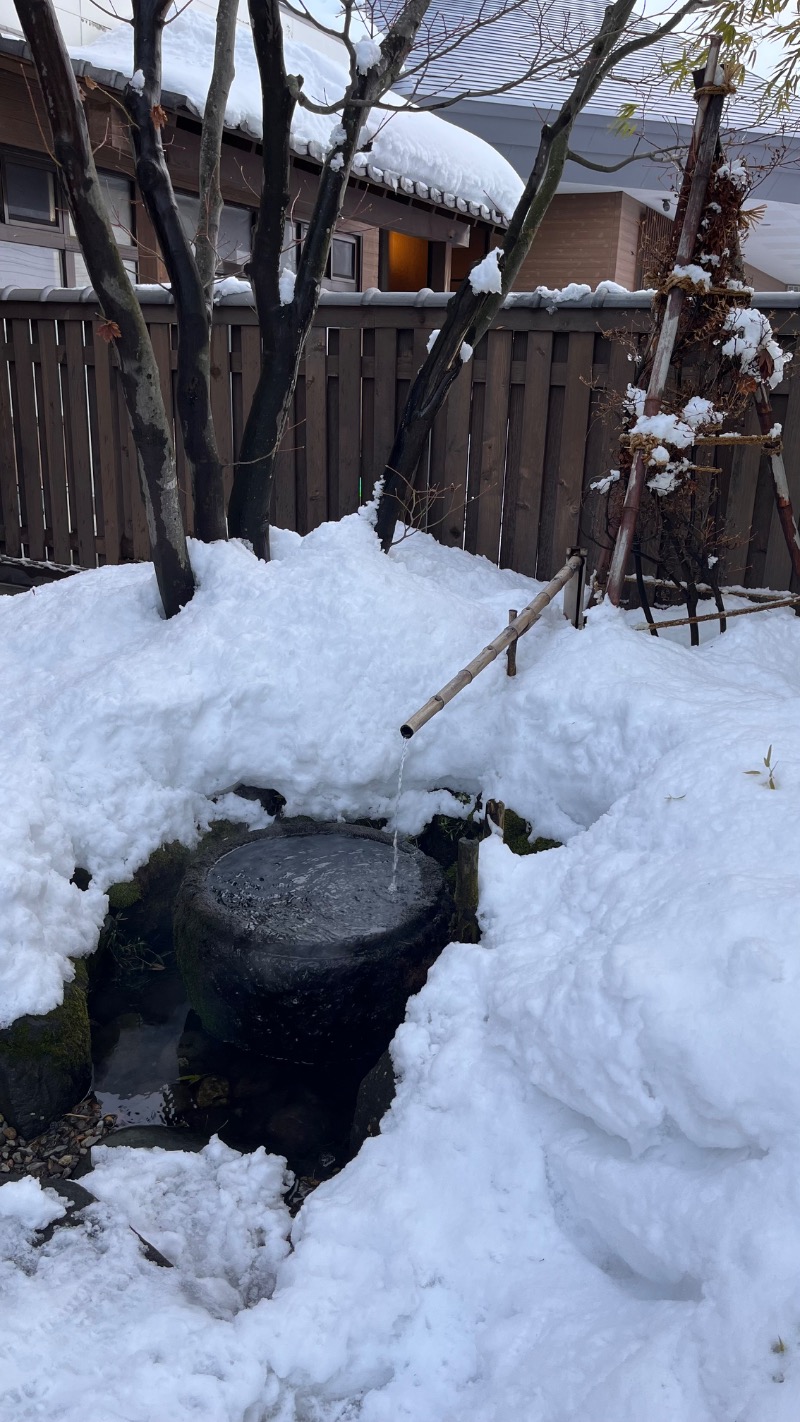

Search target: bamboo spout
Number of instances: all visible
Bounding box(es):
[400,554,583,738]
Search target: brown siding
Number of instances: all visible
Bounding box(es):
[360,226,380,290]
[744,261,787,291]
[614,193,642,289]
[513,192,629,291]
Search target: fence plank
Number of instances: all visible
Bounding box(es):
[499,330,551,574]
[464,348,486,555]
[0,333,21,558]
[581,336,629,575]
[92,327,122,564]
[410,327,431,510]
[763,377,800,591]
[36,320,71,565]
[724,403,763,586]
[474,329,512,562]
[63,321,97,566]
[550,330,594,570]
[274,395,297,531]
[337,325,362,516]
[11,319,46,560]
[435,359,472,548]
[372,327,397,487]
[210,324,233,507]
[304,326,328,531]
[360,328,375,507]
[117,373,149,561]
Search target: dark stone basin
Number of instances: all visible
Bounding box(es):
[174,822,452,1065]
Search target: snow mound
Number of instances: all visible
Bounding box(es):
[3,519,800,1417]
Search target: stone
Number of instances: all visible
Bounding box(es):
[97,1125,208,1153]
[350,1049,397,1153]
[174,822,452,1065]
[0,963,92,1139]
[194,1075,229,1109]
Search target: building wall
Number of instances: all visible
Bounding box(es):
[512,192,638,291]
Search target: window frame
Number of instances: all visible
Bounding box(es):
[295,222,361,291]
[0,147,138,286]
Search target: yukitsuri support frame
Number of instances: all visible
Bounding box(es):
[1,287,799,589]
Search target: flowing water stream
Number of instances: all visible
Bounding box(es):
[390,739,409,894]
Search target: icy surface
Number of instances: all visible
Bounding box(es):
[3,518,800,1417]
[71,10,523,218]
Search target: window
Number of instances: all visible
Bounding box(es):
[0,150,137,288]
[4,161,57,226]
[175,193,253,273]
[292,223,361,291]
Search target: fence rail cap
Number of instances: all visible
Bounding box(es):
[2,285,799,311]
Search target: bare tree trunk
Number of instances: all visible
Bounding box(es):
[14,0,194,617]
[124,0,227,542]
[228,0,435,559]
[374,0,698,551]
[195,0,237,306]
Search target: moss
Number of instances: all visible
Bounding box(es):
[107,880,142,911]
[0,961,90,1072]
[502,808,561,857]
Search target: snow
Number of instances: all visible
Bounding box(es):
[718,158,749,190]
[673,263,713,289]
[129,67,145,93]
[722,305,791,389]
[0,1177,64,1231]
[70,10,524,220]
[469,247,503,294]
[279,267,296,305]
[4,517,800,1417]
[355,36,382,74]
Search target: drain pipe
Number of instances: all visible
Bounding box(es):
[400,550,586,739]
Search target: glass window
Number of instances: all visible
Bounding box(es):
[175,191,200,244]
[218,204,252,267]
[176,194,252,272]
[331,235,356,280]
[295,223,360,290]
[5,160,57,225]
[72,251,137,288]
[68,173,135,246]
[0,241,61,286]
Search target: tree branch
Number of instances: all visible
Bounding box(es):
[195,0,237,305]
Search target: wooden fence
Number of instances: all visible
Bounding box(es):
[2,288,799,587]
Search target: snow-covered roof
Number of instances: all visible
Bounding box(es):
[67,9,524,225]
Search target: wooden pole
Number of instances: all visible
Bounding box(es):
[454,837,480,944]
[506,611,518,676]
[606,37,726,605]
[400,554,582,738]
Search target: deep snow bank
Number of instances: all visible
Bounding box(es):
[2,519,800,1419]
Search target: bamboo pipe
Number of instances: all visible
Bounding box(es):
[400,555,582,739]
[632,596,800,631]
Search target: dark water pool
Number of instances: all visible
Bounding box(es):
[89,950,372,1184]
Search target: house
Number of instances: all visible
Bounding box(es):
[0,2,522,294]
[396,0,800,292]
